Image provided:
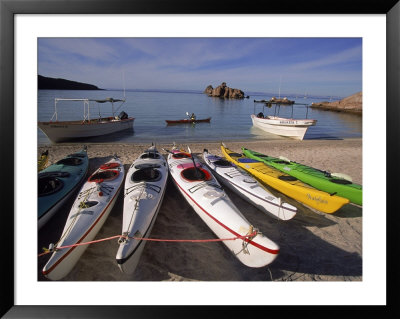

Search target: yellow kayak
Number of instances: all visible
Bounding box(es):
[38,150,49,171]
[221,145,349,214]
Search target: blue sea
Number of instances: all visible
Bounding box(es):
[38,89,362,145]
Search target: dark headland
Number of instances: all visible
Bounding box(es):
[38,75,102,90]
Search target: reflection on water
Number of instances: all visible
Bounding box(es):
[38,89,362,145]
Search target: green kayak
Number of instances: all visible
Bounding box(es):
[242,147,362,206]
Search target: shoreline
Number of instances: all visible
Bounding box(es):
[38,138,362,281]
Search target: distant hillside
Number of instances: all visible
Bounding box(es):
[310,92,362,115]
[38,75,102,90]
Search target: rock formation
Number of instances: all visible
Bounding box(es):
[310,92,362,114]
[204,82,245,99]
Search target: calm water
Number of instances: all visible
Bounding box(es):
[38,89,362,145]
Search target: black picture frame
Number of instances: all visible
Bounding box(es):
[1,0,399,317]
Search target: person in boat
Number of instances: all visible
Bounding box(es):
[257,112,264,118]
[190,113,196,121]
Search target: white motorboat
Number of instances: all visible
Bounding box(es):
[38,97,134,143]
[116,145,168,274]
[42,156,125,280]
[251,98,316,140]
[251,114,317,140]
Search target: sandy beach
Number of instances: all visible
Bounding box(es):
[37,139,362,282]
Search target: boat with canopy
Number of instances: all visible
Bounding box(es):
[38,97,134,143]
[251,101,316,140]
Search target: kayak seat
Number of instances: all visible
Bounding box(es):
[56,157,83,166]
[88,169,119,183]
[135,163,161,170]
[330,178,352,185]
[212,159,233,167]
[278,175,298,181]
[140,152,161,159]
[228,152,242,158]
[131,167,161,182]
[172,152,191,159]
[38,176,64,197]
[68,153,86,158]
[181,167,212,182]
[39,171,70,179]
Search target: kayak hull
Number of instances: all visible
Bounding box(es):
[202,150,297,220]
[221,145,349,214]
[167,148,279,268]
[116,145,168,274]
[38,148,89,230]
[42,157,124,280]
[242,148,362,206]
[166,117,211,124]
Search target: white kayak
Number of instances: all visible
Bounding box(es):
[42,156,125,280]
[202,149,297,220]
[167,146,279,268]
[116,145,168,274]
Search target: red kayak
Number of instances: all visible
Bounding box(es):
[165,117,211,124]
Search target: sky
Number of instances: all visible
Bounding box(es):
[38,38,362,98]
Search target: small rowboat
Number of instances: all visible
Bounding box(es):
[38,147,89,230]
[242,147,362,206]
[167,146,279,268]
[116,145,168,274]
[202,148,297,220]
[221,145,350,214]
[42,156,125,280]
[165,117,211,125]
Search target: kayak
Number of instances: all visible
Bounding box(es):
[38,147,89,230]
[165,117,211,124]
[116,145,168,274]
[221,144,350,214]
[202,149,297,220]
[242,147,362,206]
[42,156,125,280]
[38,150,49,171]
[167,146,279,268]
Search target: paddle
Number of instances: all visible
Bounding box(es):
[162,148,174,155]
[187,145,202,179]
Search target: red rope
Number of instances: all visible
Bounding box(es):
[39,231,258,257]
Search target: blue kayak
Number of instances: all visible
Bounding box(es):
[38,147,89,229]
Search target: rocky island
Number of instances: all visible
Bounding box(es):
[311,92,362,115]
[38,75,102,90]
[204,82,247,99]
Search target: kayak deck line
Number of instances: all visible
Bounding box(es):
[39,231,259,257]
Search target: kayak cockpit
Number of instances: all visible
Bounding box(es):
[88,170,120,183]
[140,152,161,159]
[131,166,162,182]
[181,167,212,182]
[56,157,84,166]
[172,152,191,159]
[38,176,64,196]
